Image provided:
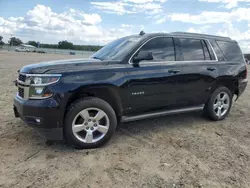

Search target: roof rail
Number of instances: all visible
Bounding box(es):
[170,32,231,40]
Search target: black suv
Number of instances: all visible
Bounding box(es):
[14,32,248,149]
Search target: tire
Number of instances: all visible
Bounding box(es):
[204,86,233,121]
[64,97,117,149]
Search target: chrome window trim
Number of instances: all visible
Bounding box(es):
[128,36,218,65]
[128,36,173,64]
[207,39,218,61]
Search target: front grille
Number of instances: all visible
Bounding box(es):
[18,87,24,98]
[18,74,26,82]
[17,73,29,99]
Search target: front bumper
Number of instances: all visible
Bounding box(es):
[13,95,64,140]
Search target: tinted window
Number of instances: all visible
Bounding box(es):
[180,38,205,61]
[216,40,242,61]
[210,40,226,61]
[138,37,175,61]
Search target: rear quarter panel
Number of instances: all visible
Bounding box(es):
[210,39,247,96]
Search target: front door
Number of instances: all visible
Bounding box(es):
[125,37,185,114]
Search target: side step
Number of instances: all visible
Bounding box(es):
[121,105,204,123]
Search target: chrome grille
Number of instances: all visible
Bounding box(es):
[18,87,24,98]
[17,73,29,99]
[18,74,26,82]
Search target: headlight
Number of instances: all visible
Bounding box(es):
[28,74,61,99]
[30,75,61,86]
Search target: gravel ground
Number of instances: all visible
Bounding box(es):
[0,51,250,188]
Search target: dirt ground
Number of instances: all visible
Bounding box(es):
[0,51,250,188]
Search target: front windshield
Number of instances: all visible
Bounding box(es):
[91,36,141,61]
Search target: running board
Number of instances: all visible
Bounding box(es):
[121,105,204,123]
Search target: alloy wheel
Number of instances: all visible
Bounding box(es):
[72,108,110,143]
[213,92,230,118]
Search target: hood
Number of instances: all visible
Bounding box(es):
[20,58,109,74]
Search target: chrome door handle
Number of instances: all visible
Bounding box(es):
[207,67,216,71]
[168,70,180,74]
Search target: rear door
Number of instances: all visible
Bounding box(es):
[176,37,219,106]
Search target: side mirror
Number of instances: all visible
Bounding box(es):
[133,51,153,64]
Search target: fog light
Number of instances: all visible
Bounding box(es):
[35,118,41,123]
[34,87,43,94]
[25,117,42,125]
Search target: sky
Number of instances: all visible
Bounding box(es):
[0,0,249,53]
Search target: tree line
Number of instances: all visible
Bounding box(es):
[245,54,250,60]
[0,36,103,51]
[28,40,102,51]
[0,36,4,45]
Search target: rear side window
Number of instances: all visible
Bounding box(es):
[179,38,213,61]
[216,40,242,61]
[138,37,175,61]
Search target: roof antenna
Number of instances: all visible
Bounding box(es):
[139,31,145,36]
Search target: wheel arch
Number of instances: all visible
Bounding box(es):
[214,76,238,97]
[65,84,123,121]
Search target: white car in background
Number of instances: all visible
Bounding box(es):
[15,47,30,52]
